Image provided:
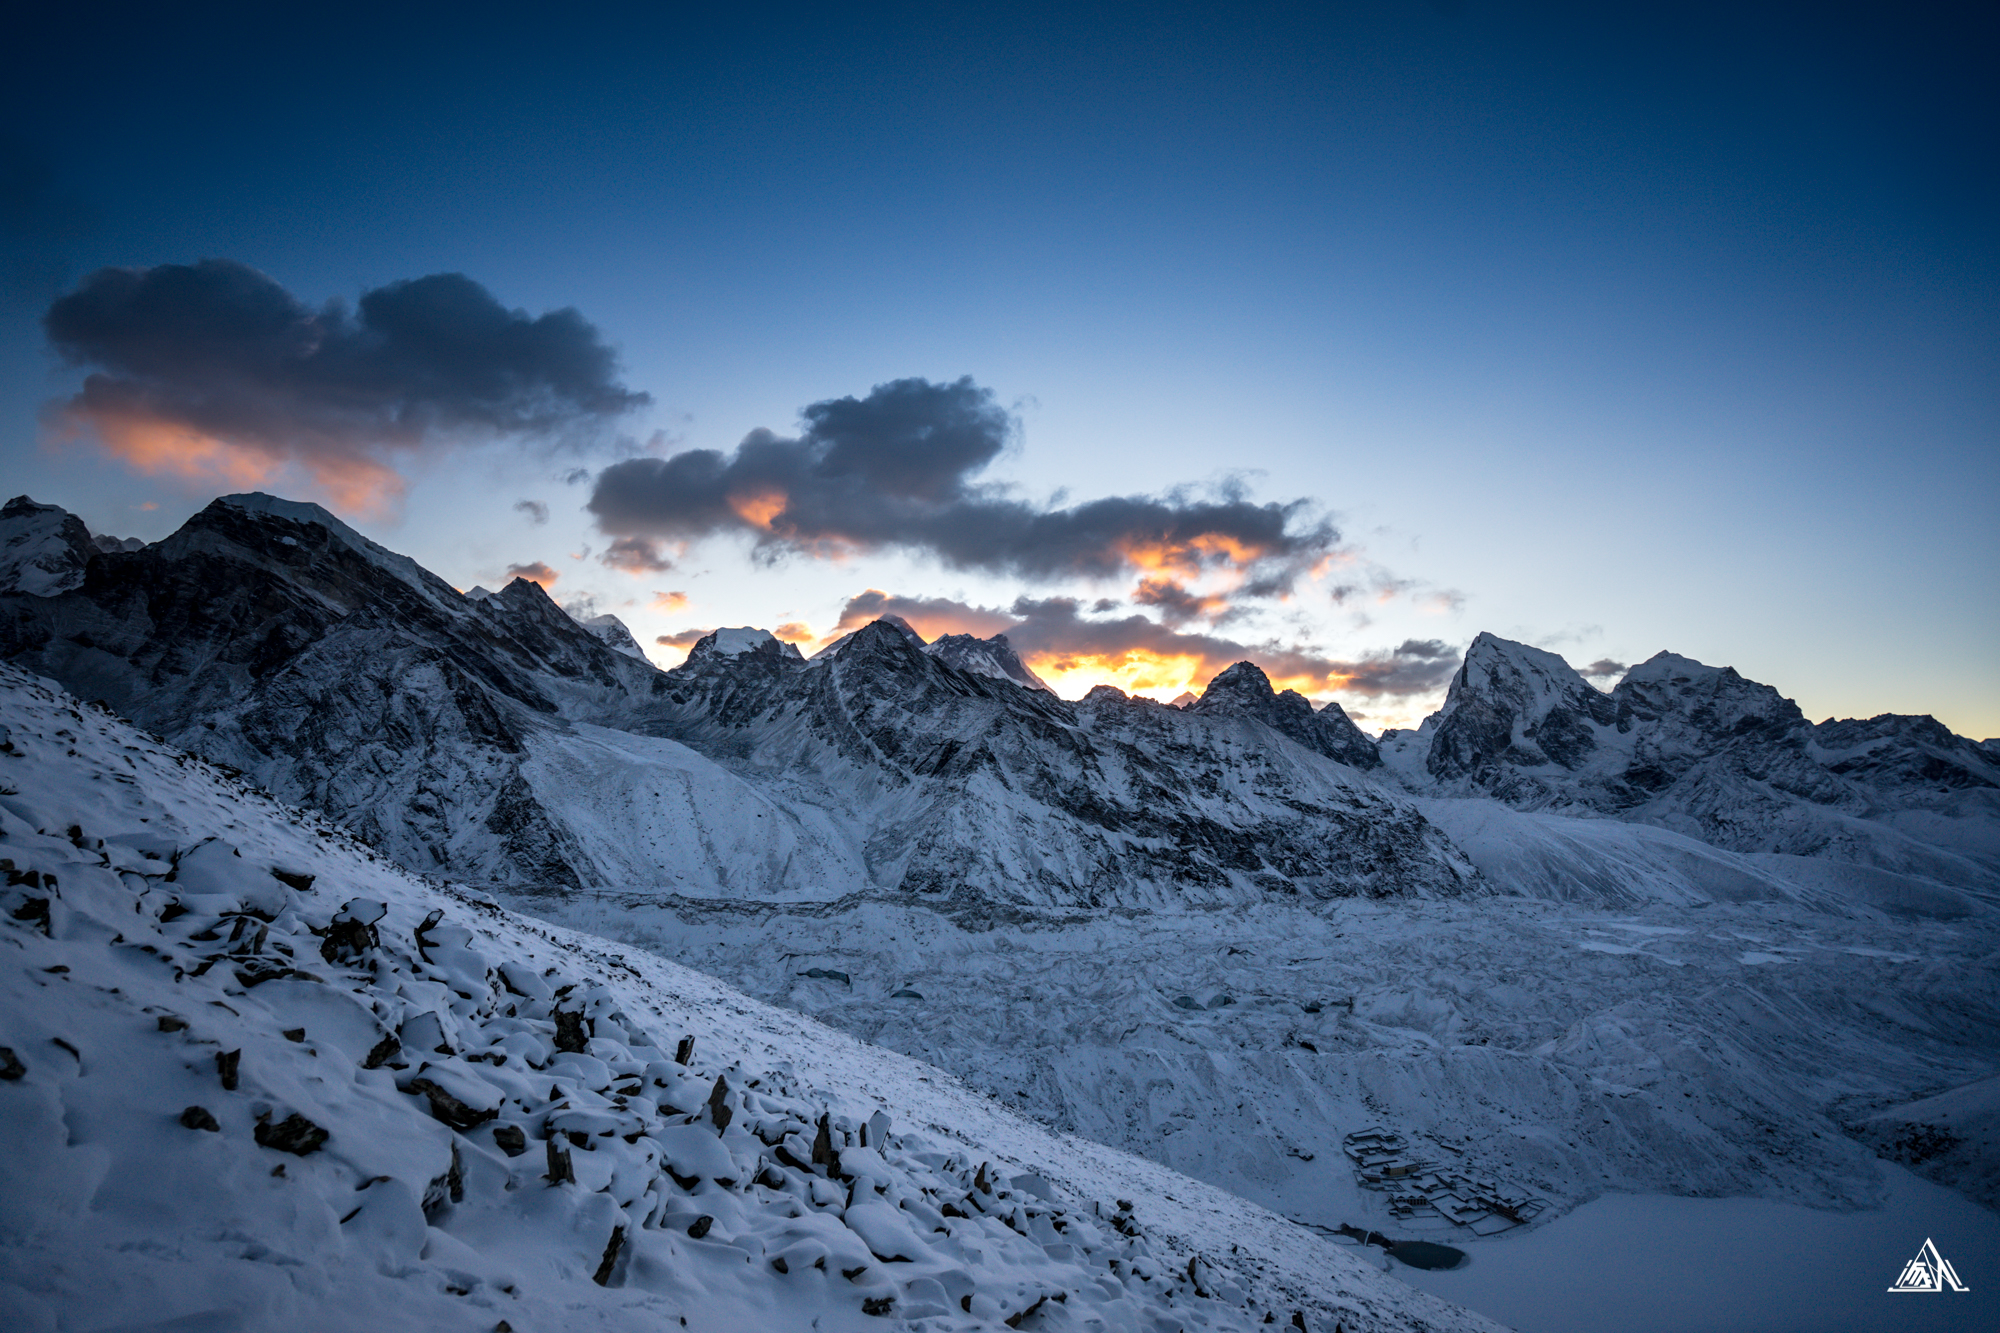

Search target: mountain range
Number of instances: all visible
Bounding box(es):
[4,490,1997,1326]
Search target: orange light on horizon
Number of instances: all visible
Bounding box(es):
[1025,647,1339,705]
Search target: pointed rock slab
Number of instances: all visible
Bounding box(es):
[707,1074,734,1133]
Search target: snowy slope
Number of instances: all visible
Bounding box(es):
[0,662,1497,1333]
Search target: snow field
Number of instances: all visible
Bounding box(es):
[0,664,1499,1332]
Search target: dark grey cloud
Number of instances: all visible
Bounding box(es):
[514,499,550,524]
[1582,658,1629,680]
[588,376,1334,594]
[600,535,674,574]
[1331,638,1462,696]
[42,259,647,507]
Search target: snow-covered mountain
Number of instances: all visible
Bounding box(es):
[644,617,1473,912]
[1185,661,1380,770]
[925,632,1054,693]
[0,497,1476,910]
[1379,632,2000,892]
[0,662,1491,1332]
[0,495,97,597]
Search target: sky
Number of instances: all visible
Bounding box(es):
[2,1,1994,735]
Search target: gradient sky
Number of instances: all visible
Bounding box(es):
[3,1,1994,735]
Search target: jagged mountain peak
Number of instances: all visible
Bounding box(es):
[1188,659,1380,770]
[0,494,97,597]
[1452,632,1601,704]
[211,492,450,603]
[810,613,926,661]
[1620,649,1727,686]
[923,630,1055,693]
[1426,633,1616,783]
[1196,659,1275,701]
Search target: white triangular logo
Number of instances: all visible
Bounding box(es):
[1887,1238,1969,1292]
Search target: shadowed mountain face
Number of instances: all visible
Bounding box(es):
[0,495,668,887]
[0,495,1476,911]
[1384,633,2000,889]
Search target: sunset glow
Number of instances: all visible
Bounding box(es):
[63,408,407,517]
[726,488,788,529]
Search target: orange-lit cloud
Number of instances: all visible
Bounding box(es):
[588,378,1337,599]
[1131,576,1231,626]
[602,536,675,574]
[506,561,559,588]
[726,488,788,530]
[650,590,690,612]
[54,407,408,515]
[773,621,815,642]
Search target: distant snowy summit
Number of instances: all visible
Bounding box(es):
[1378,630,1998,885]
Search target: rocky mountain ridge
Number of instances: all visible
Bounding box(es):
[1379,632,1999,890]
[0,495,1474,912]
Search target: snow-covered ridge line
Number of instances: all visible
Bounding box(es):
[0,663,1493,1332]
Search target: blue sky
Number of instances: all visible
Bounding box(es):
[3,2,1993,733]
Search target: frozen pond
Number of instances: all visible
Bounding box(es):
[1391,1161,1993,1331]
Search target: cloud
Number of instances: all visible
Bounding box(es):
[832,589,1016,640]
[600,535,673,574]
[506,560,559,587]
[1582,658,1629,680]
[514,499,549,524]
[1327,638,1462,696]
[773,622,815,642]
[655,628,712,649]
[1131,576,1231,626]
[42,259,647,514]
[1329,567,1464,614]
[588,376,1334,594]
[650,590,690,613]
[830,589,1460,700]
